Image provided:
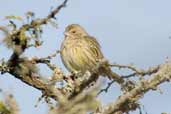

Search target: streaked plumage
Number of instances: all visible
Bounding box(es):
[60,24,124,84]
[60,24,103,73]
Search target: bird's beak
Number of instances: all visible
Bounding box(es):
[64,32,70,37]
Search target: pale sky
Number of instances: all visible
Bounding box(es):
[0,0,171,114]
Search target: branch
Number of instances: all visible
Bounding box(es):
[97,80,115,95]
[101,62,171,114]
[56,86,100,114]
[0,0,69,104]
[46,0,68,20]
[29,50,60,70]
[3,0,68,61]
[8,66,67,104]
[110,63,159,78]
[12,0,68,34]
[68,73,99,99]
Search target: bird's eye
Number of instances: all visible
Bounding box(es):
[72,31,76,34]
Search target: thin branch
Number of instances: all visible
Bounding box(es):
[46,0,68,19]
[12,0,68,34]
[97,80,115,95]
[30,50,60,70]
[101,62,171,114]
[110,63,159,78]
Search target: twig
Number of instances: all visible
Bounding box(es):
[12,0,68,34]
[46,0,68,19]
[110,63,159,78]
[97,80,115,95]
[30,50,60,70]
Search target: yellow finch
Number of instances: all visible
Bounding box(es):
[60,24,124,84]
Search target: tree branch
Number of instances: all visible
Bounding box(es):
[101,62,171,114]
[12,0,68,35]
[0,0,69,105]
[110,63,159,78]
[8,67,67,104]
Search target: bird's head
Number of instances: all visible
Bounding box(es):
[64,24,88,38]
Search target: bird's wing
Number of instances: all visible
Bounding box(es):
[83,36,103,58]
[84,36,101,48]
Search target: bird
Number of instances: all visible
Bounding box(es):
[60,24,124,84]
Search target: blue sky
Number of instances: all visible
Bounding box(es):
[0,0,171,114]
